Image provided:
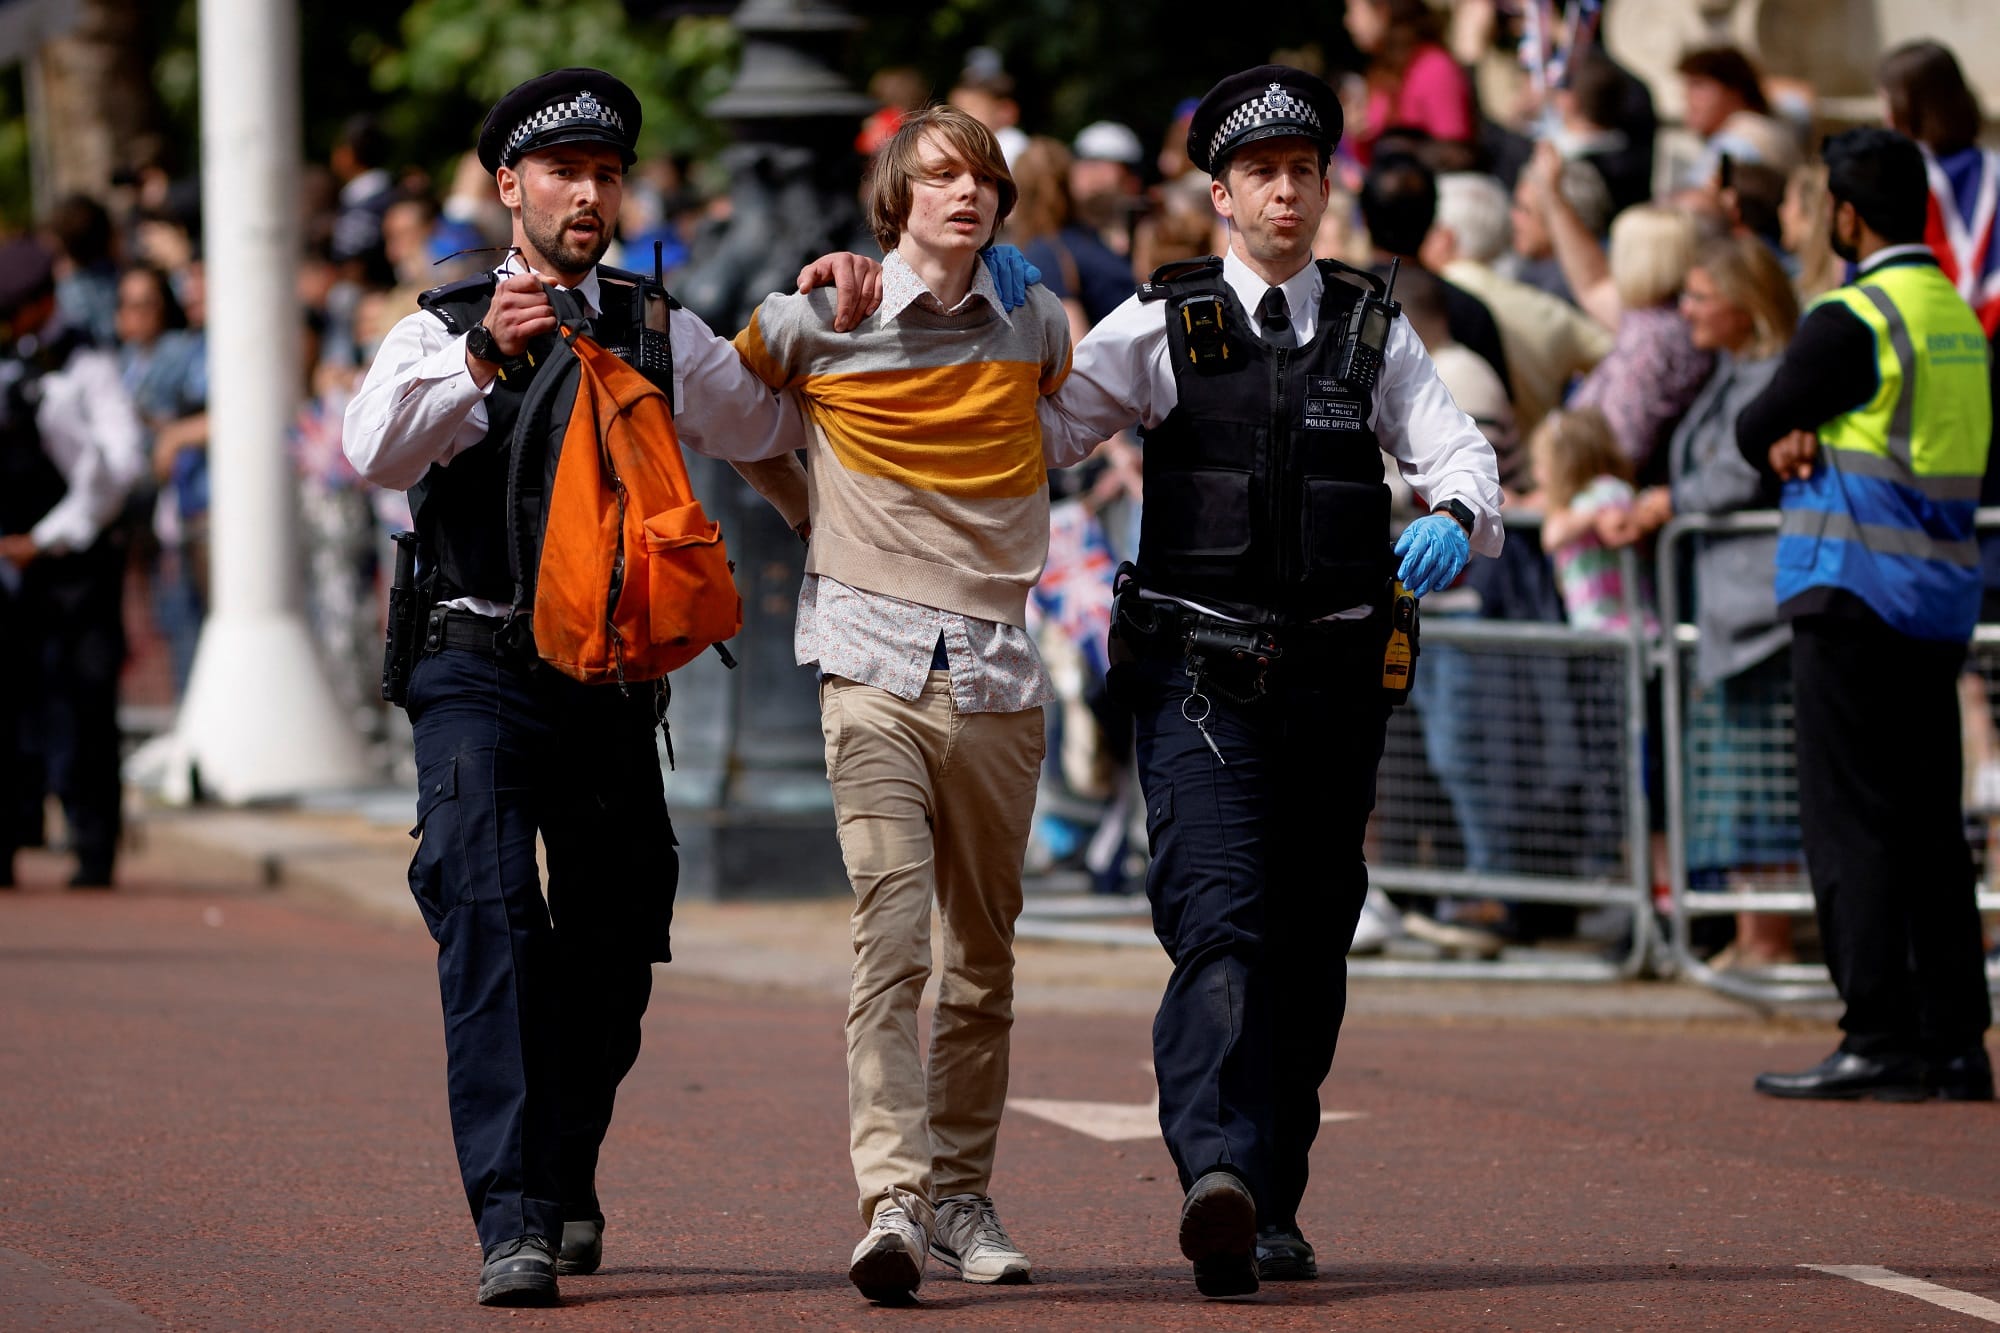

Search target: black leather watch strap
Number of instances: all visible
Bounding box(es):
[466,323,530,379]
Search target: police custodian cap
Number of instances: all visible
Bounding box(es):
[1186,65,1342,175]
[476,68,642,175]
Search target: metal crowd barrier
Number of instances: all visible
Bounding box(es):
[1657,508,2000,1006]
[1361,525,1656,981]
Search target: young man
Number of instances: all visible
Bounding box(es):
[732,106,1072,1303]
[1037,66,1503,1296]
[342,69,874,1307]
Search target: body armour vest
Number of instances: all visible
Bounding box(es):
[0,333,81,537]
[1135,257,1393,622]
[412,264,674,604]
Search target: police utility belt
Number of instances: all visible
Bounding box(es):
[1108,567,1419,707]
[381,531,540,706]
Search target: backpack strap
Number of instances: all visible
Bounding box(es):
[503,306,583,618]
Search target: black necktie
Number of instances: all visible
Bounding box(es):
[1257,286,1296,350]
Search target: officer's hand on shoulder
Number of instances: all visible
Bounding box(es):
[796,253,883,333]
[980,245,1042,313]
[484,273,557,359]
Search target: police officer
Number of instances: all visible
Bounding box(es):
[343,69,872,1306]
[1736,127,1994,1103]
[0,237,144,890]
[1037,66,1503,1296]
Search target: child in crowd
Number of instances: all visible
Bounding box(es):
[1531,406,1651,632]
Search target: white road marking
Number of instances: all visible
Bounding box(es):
[1009,1094,1364,1143]
[1802,1265,2000,1323]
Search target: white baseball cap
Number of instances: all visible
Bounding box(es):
[1072,120,1144,165]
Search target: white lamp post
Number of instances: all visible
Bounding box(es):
[160,0,373,801]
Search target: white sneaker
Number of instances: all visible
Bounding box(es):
[1399,909,1504,959]
[1348,885,1403,955]
[930,1193,1032,1284]
[849,1187,927,1302]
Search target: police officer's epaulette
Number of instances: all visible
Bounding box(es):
[1137,255,1225,302]
[1314,256,1389,299]
[418,273,500,334]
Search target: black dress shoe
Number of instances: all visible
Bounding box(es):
[477,1236,559,1306]
[1929,1048,1995,1102]
[1753,1049,1929,1101]
[1180,1170,1257,1298]
[558,1219,603,1275]
[1254,1223,1317,1281]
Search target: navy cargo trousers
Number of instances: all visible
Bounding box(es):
[1111,623,1389,1229]
[406,645,676,1252]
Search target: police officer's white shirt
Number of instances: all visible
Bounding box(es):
[344,255,810,617]
[343,254,808,493]
[24,345,145,557]
[1036,248,1506,558]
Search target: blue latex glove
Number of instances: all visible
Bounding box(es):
[980,244,1043,312]
[1393,512,1471,598]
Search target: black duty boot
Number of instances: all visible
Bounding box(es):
[1179,1170,1258,1298]
[477,1236,559,1306]
[558,1220,604,1276]
[1255,1223,1318,1281]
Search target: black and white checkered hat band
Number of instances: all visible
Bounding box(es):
[504,92,626,162]
[1209,84,1324,163]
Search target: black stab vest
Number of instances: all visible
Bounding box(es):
[1135,257,1394,623]
[0,334,80,537]
[411,265,673,604]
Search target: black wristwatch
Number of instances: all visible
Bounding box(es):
[465,323,527,379]
[1439,498,1476,535]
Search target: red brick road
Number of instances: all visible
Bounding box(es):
[3,855,1997,1330]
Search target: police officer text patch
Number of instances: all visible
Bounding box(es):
[1303,376,1363,431]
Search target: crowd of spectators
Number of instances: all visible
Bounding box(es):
[16,9,2000,979]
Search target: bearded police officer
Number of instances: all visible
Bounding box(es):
[1038,67,1503,1297]
[344,69,872,1307]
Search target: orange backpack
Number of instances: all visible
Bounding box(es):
[507,288,742,686]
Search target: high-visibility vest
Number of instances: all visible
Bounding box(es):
[1775,258,1992,642]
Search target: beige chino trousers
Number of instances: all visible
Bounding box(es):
[820,671,1044,1227]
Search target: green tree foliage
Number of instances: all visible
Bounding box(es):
[146,0,738,179]
[362,0,737,164]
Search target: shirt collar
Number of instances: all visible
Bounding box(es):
[878,250,1008,324]
[1222,249,1321,339]
[1858,243,1939,276]
[497,251,601,319]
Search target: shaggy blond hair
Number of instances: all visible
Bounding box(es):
[866,105,1017,252]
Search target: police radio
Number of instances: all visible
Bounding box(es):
[1336,257,1401,391]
